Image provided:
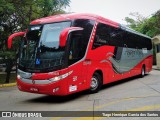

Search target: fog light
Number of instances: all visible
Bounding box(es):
[53,87,59,93]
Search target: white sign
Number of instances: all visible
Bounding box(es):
[69,85,77,92]
[142,48,147,54]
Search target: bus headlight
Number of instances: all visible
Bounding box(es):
[49,71,73,82]
[50,76,61,82]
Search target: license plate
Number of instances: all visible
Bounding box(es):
[30,88,38,92]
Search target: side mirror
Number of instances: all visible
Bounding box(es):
[59,27,83,47]
[8,32,25,49]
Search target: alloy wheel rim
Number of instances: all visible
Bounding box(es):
[142,68,145,76]
[91,77,98,89]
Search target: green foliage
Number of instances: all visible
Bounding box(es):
[0,73,16,84]
[125,10,160,37]
[35,0,70,17]
[0,0,70,57]
[0,0,70,82]
[0,51,16,59]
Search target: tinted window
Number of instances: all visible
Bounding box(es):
[73,19,95,55]
[123,31,152,50]
[93,23,152,50]
[144,38,152,50]
[92,23,110,49]
[92,23,124,49]
[68,19,95,65]
[110,28,124,47]
[123,32,137,48]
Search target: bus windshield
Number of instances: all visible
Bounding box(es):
[19,21,71,73]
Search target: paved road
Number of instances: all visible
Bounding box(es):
[0,70,160,120]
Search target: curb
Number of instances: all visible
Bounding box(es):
[152,66,160,71]
[152,68,160,71]
[0,83,16,88]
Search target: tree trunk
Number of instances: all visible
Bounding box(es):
[5,71,11,83]
[5,59,14,83]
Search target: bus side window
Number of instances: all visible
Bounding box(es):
[109,28,124,47]
[92,23,124,49]
[92,23,110,49]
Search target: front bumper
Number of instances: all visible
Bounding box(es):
[17,78,68,96]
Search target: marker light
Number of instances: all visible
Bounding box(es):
[17,75,21,79]
[53,87,60,93]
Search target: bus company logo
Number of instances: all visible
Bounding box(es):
[2,112,11,117]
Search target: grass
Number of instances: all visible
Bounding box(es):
[0,73,16,84]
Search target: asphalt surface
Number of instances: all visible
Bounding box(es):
[0,69,160,120]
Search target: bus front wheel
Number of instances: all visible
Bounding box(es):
[89,72,102,93]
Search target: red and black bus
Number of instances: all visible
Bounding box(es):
[8,13,153,95]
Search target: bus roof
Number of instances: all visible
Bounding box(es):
[30,13,151,39]
[30,13,119,28]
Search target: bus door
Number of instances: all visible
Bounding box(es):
[112,46,127,73]
[67,32,88,93]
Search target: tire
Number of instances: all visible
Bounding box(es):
[89,72,102,93]
[140,66,145,78]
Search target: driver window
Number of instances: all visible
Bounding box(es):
[68,32,83,65]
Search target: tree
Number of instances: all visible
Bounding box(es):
[124,10,160,37]
[0,0,70,83]
[138,10,160,37]
[124,12,147,32]
[125,10,160,65]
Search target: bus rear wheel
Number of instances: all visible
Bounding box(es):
[89,72,102,93]
[140,65,145,78]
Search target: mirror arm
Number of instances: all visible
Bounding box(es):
[8,32,25,49]
[59,27,83,47]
